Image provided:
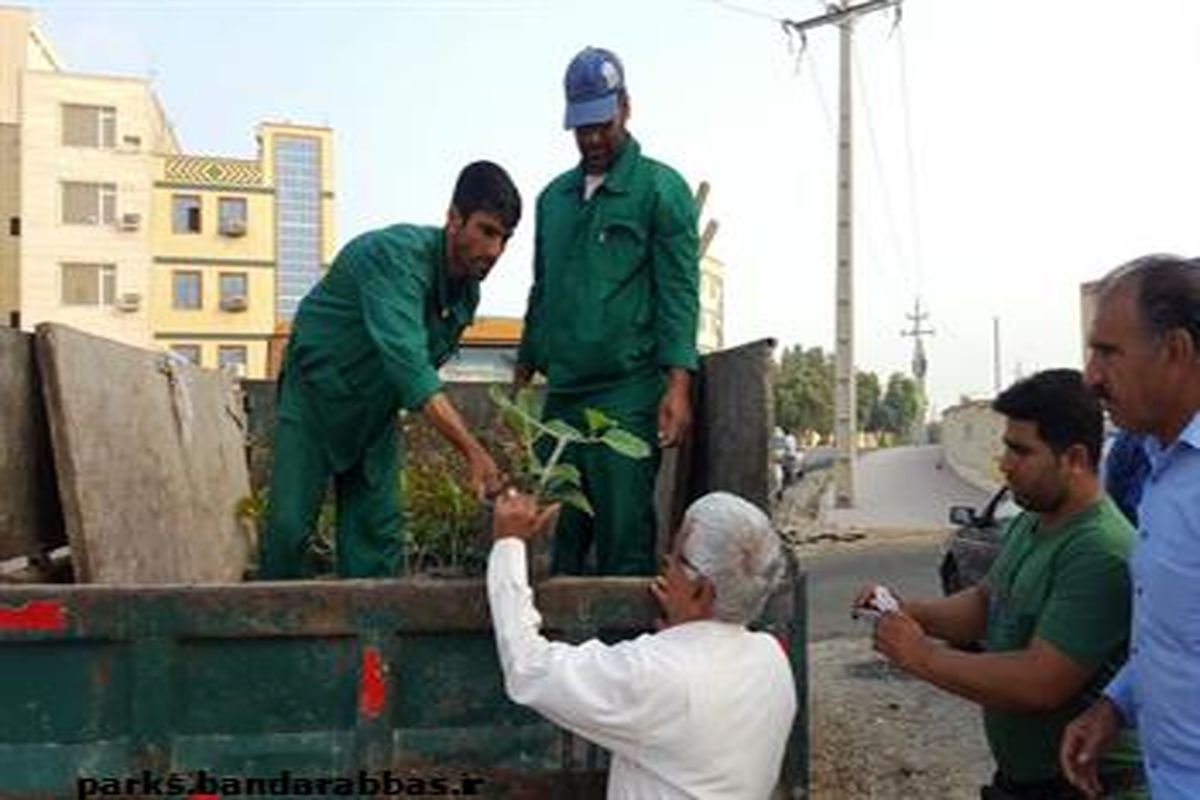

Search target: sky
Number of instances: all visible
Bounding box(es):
[28,0,1200,415]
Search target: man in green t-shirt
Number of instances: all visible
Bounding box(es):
[855,369,1144,798]
[514,47,700,576]
[261,162,521,579]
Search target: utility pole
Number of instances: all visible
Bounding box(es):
[901,297,934,442]
[784,0,901,508]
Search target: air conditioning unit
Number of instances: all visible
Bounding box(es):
[220,219,247,237]
[220,295,248,312]
[115,292,141,312]
[118,212,141,231]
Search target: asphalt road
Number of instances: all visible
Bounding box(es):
[823,445,992,529]
[803,539,945,641]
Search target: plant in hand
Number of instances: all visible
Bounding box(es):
[489,385,651,516]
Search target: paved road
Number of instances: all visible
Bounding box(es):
[803,539,945,641]
[823,445,993,530]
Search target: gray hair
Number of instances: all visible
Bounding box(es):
[1101,254,1200,352]
[680,492,786,624]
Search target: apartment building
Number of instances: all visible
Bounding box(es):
[0,8,335,378]
[151,124,335,377]
[1,7,178,348]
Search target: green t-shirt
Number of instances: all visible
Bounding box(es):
[983,496,1141,784]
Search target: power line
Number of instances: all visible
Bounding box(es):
[801,44,836,138]
[852,38,909,288]
[896,26,925,296]
[702,0,784,23]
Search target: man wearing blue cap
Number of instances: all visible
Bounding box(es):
[515,46,700,575]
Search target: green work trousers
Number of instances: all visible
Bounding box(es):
[260,414,404,579]
[545,377,662,576]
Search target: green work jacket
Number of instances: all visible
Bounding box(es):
[517,137,700,396]
[280,224,477,471]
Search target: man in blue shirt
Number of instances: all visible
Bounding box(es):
[1063,254,1200,799]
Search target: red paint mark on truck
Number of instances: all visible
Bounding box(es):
[359,646,386,719]
[0,600,67,631]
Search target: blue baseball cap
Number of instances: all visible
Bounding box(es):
[563,47,625,130]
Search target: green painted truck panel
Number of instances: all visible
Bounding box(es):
[0,574,807,798]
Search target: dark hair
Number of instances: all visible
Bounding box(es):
[451,161,521,232]
[992,368,1103,468]
[1103,254,1200,350]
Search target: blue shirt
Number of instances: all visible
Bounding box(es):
[1103,429,1150,526]
[1104,411,1200,799]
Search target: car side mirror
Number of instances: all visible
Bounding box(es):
[949,506,977,526]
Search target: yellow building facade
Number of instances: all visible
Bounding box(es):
[150,124,335,377]
[0,8,335,378]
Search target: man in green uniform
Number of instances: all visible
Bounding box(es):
[854,369,1144,798]
[515,46,700,576]
[261,161,521,579]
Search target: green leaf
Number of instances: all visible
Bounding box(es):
[492,384,554,440]
[542,462,583,494]
[584,408,613,434]
[545,418,585,442]
[601,427,652,459]
[488,383,515,410]
[544,462,582,488]
[516,386,544,419]
[553,487,594,516]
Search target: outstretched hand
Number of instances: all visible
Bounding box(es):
[466,448,504,500]
[491,488,559,542]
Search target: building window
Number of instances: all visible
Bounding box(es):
[172,195,202,234]
[62,104,116,149]
[172,271,202,310]
[170,344,201,365]
[8,217,17,236]
[61,263,116,306]
[219,272,248,311]
[218,197,248,236]
[217,345,247,375]
[274,135,323,319]
[62,182,116,225]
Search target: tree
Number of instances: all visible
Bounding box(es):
[856,371,883,432]
[879,372,924,437]
[774,345,834,436]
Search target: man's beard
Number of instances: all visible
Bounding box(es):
[1012,481,1068,515]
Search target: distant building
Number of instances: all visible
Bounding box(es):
[698,253,725,354]
[0,7,178,348]
[0,8,335,378]
[152,123,335,377]
[440,316,522,383]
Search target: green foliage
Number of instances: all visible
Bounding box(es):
[773,345,834,435]
[878,372,926,439]
[489,385,650,514]
[401,460,486,576]
[773,345,925,440]
[856,371,886,433]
